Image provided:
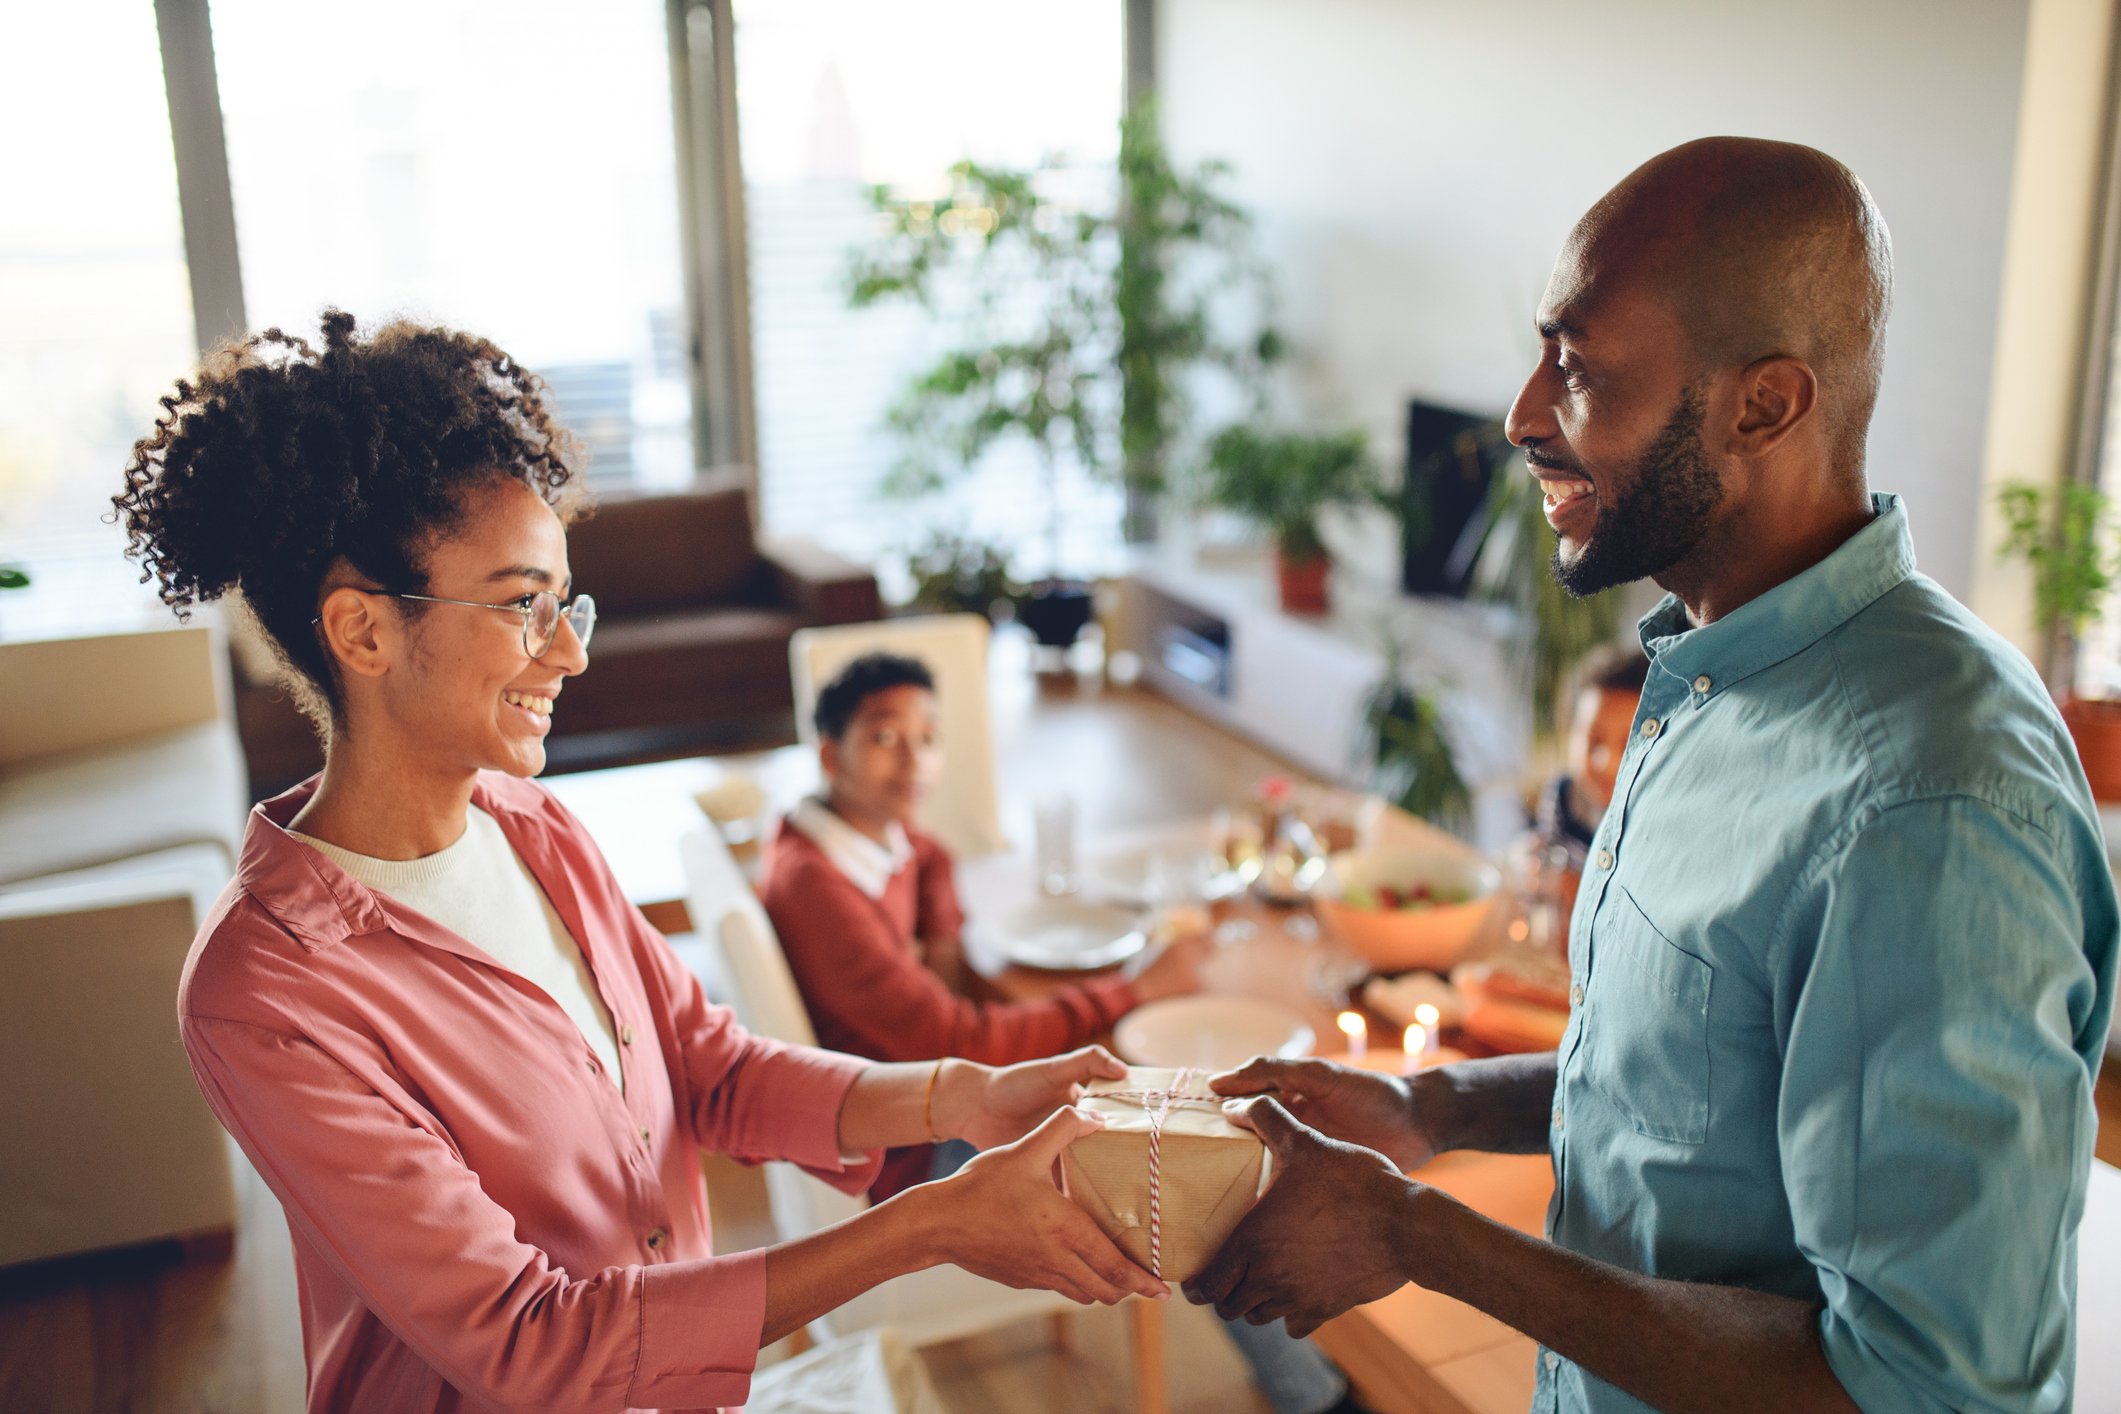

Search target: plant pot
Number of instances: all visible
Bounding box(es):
[2061,694,2121,802]
[1015,580,1095,649]
[1276,549,1331,615]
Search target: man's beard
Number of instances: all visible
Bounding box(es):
[1551,383,1724,598]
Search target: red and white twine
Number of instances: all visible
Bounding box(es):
[1097,1068,1220,1280]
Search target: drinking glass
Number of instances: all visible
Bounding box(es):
[1033,794,1079,897]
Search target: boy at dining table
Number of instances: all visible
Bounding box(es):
[756,650,1370,1414]
[757,650,1209,1201]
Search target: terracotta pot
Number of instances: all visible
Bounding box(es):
[1276,549,1330,615]
[2061,695,2121,802]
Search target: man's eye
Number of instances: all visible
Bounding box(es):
[512,594,539,611]
[1558,363,1586,389]
[873,729,901,748]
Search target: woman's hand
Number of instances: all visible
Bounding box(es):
[904,1106,1168,1305]
[933,1045,1128,1151]
[1209,1056,1438,1172]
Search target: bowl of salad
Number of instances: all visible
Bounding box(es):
[1316,848,1501,973]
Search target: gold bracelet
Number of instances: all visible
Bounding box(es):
[922,1059,945,1141]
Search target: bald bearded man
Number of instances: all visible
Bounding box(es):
[1186,138,2118,1412]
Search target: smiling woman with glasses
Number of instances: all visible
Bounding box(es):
[112,309,1159,1414]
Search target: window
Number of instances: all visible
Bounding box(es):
[209,0,694,493]
[0,5,196,557]
[734,0,1127,594]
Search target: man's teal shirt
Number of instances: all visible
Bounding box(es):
[1534,494,2118,1412]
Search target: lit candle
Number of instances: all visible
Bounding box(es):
[1414,1003,1441,1055]
[1401,1024,1427,1074]
[1336,1010,1367,1059]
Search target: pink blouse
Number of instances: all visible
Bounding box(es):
[179,772,880,1413]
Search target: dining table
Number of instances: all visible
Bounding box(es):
[954,815,1551,1414]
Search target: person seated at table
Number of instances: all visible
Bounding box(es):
[758,650,1210,1200]
[760,650,1369,1414]
[116,311,1167,1414]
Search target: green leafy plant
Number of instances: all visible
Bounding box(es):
[1468,454,1623,738]
[0,567,27,590]
[846,100,1277,566]
[1200,425,1379,564]
[904,530,1018,618]
[1997,479,2118,691]
[1357,652,1472,836]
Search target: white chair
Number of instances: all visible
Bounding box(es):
[678,826,1169,1410]
[789,615,1007,860]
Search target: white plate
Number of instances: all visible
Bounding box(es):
[1113,995,1317,1072]
[996,898,1147,971]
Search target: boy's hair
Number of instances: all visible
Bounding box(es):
[813,652,936,741]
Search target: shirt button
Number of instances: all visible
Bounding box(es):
[1640,717,1661,739]
[645,1227,667,1251]
[620,1023,635,1046]
[1596,849,1614,871]
[1693,675,1711,694]
[1552,1105,1564,1129]
[1545,1350,1560,1373]
[1570,983,1584,1007]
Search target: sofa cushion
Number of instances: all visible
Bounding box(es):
[0,724,247,889]
[568,485,761,616]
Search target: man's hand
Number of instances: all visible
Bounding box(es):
[1210,1056,1438,1171]
[909,1106,1169,1305]
[934,1045,1128,1151]
[1184,1097,1417,1337]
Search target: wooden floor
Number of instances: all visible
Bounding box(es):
[3,648,2118,1413]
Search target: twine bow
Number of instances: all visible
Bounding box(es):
[1092,1068,1224,1279]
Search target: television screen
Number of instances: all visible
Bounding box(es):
[1401,400,1509,597]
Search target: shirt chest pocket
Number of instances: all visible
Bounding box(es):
[1581,887,1713,1144]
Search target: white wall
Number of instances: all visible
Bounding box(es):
[1158,0,2030,601]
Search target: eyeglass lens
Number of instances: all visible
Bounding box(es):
[527,592,596,658]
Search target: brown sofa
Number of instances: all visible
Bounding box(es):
[233,477,881,796]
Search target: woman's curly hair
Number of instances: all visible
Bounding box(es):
[113,309,582,727]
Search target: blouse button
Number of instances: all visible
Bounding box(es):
[646,1227,667,1251]
[620,1023,635,1045]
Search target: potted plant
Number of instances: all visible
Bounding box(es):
[1996,479,2121,798]
[1201,424,1379,614]
[845,102,1279,647]
[1467,450,1624,739]
[1355,651,1473,837]
[903,529,1018,620]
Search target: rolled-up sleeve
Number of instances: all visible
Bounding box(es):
[1777,796,2103,1413]
[184,1013,773,1413]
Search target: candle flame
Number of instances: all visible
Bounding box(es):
[1336,1011,1366,1039]
[1414,1003,1441,1027]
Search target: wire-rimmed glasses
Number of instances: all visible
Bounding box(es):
[387,590,596,658]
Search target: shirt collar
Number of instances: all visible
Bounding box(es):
[1635,492,1917,699]
[786,796,913,900]
[236,772,549,954]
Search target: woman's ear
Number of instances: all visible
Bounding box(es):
[316,587,393,681]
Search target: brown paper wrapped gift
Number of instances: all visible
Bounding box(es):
[1059,1067,1273,1283]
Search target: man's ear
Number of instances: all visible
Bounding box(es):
[818,735,843,783]
[1725,355,1818,459]
[316,587,394,681]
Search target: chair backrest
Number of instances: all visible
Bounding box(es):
[678,827,816,1047]
[677,827,866,1241]
[788,614,1006,859]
